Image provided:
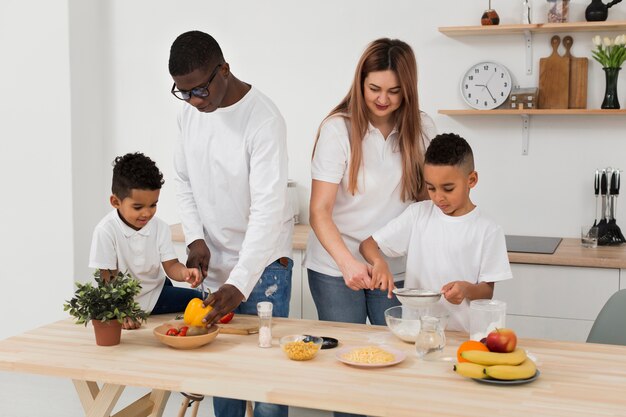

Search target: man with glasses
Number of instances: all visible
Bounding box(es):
[169,31,293,417]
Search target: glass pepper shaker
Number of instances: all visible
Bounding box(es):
[257,301,273,348]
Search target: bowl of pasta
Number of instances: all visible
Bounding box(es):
[336,345,406,367]
[280,335,323,361]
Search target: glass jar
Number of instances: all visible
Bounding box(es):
[257,301,273,348]
[415,316,446,360]
[469,299,506,342]
[287,179,300,224]
[547,0,570,23]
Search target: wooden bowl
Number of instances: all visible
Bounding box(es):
[153,322,219,350]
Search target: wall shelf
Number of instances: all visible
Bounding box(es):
[439,109,626,115]
[439,21,626,75]
[439,21,626,36]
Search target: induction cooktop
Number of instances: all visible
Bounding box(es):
[505,235,562,255]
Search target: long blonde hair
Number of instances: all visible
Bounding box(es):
[313,38,426,201]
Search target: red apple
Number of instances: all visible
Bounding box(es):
[485,328,517,353]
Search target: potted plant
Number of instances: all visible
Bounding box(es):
[63,270,147,346]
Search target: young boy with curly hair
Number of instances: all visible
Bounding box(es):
[89,152,201,329]
[360,133,512,332]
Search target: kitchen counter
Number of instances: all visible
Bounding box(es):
[171,223,626,269]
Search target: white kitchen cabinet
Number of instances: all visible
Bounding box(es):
[494,263,620,342]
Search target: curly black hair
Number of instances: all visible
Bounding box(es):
[169,31,224,76]
[424,133,474,171]
[111,153,164,200]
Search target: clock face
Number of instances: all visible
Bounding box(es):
[460,62,512,110]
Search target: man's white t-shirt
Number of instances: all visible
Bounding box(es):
[373,201,513,332]
[174,86,293,299]
[89,210,178,312]
[304,113,436,278]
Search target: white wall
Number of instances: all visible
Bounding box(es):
[100,0,626,238]
[0,0,74,338]
[2,0,626,339]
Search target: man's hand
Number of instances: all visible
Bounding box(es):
[187,239,210,278]
[201,284,244,325]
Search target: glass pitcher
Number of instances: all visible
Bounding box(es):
[415,316,446,360]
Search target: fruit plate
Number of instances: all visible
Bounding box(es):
[335,345,406,368]
[473,370,540,385]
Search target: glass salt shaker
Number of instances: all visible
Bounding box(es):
[415,316,446,361]
[257,301,273,348]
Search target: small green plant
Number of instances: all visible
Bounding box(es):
[64,270,148,325]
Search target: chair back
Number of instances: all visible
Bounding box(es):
[587,289,626,345]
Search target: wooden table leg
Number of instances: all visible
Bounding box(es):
[72,380,170,417]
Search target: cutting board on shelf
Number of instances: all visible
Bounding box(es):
[563,35,588,109]
[538,35,570,109]
[218,314,259,335]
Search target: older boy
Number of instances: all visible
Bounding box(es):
[360,133,512,331]
[89,153,201,329]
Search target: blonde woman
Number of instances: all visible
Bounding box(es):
[305,38,436,332]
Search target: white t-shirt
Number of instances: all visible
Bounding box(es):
[373,201,513,332]
[88,210,177,312]
[304,113,436,278]
[174,86,293,299]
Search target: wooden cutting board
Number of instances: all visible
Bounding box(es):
[218,314,259,335]
[563,35,588,109]
[538,35,570,109]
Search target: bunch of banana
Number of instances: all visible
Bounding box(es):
[453,348,537,380]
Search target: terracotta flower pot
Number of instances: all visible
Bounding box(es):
[92,319,122,346]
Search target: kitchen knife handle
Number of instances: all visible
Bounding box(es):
[595,169,600,195]
[610,171,618,195]
[616,170,620,196]
[601,170,607,195]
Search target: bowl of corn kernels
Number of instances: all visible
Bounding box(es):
[279,334,323,361]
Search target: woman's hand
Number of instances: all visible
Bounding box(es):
[338,258,372,290]
[182,267,202,288]
[122,317,142,330]
[370,261,395,298]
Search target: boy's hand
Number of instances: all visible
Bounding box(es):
[183,267,202,288]
[370,261,395,298]
[122,317,142,330]
[339,258,372,290]
[187,239,211,278]
[441,281,471,304]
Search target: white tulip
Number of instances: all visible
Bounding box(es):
[604,37,613,47]
[616,34,626,46]
[593,35,602,46]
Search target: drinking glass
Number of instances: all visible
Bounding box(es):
[469,299,506,341]
[581,225,599,248]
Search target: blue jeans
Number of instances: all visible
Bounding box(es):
[213,258,293,417]
[308,269,403,417]
[307,269,403,326]
[150,278,199,315]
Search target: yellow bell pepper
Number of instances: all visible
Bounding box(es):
[184,298,213,327]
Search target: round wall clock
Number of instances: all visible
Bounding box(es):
[460,62,512,110]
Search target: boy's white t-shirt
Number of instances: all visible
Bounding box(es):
[373,201,513,332]
[304,113,436,278]
[88,210,179,312]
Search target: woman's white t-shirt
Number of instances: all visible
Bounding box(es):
[304,113,436,278]
[372,201,513,332]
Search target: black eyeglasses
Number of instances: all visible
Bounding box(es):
[171,64,222,101]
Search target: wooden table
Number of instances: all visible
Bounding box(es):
[1,316,626,417]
